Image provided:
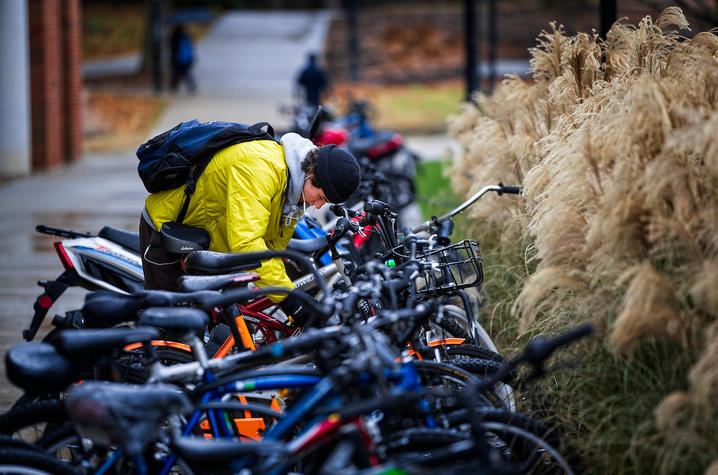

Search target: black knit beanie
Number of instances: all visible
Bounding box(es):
[315,145,361,203]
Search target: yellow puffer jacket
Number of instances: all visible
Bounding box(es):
[145,139,295,300]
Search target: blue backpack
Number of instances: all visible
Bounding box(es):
[136,120,277,222]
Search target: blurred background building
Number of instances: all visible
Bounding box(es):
[2,0,712,179]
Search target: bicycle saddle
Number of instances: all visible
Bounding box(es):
[67,381,192,455]
[5,342,77,393]
[83,291,149,328]
[178,271,260,292]
[182,250,262,275]
[52,327,159,359]
[139,307,207,335]
[98,226,141,253]
[351,130,401,158]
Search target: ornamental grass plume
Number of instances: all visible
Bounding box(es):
[447,6,718,472]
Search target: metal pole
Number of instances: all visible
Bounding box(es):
[0,0,31,176]
[347,0,359,82]
[464,0,478,100]
[487,0,497,92]
[599,0,617,39]
[151,0,163,92]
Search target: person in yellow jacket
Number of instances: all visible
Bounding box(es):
[139,132,361,325]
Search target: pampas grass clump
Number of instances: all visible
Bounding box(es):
[448,7,718,472]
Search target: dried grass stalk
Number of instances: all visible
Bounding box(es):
[447,7,718,470]
[611,262,685,355]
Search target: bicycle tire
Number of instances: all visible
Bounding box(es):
[441,343,505,363]
[419,343,516,411]
[445,408,559,445]
[0,435,42,451]
[0,447,80,475]
[429,313,469,340]
[154,346,195,365]
[444,356,505,380]
[381,416,574,474]
[412,360,505,409]
[381,427,471,463]
[34,423,97,470]
[441,303,499,351]
[0,399,66,444]
[115,345,195,382]
[39,423,196,475]
[440,406,576,473]
[479,421,575,475]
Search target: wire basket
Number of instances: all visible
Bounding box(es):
[414,239,483,296]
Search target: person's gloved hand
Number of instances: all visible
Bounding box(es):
[279,293,317,327]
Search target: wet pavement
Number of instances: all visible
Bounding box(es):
[0,153,145,409]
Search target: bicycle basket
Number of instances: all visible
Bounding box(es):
[415,239,483,296]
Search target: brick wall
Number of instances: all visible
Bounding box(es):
[28,0,82,171]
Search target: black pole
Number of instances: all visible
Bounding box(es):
[487,0,497,92]
[150,0,163,92]
[599,0,617,39]
[347,0,359,82]
[465,0,478,100]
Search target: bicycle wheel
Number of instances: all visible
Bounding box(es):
[0,399,66,445]
[380,427,472,464]
[443,407,572,474]
[35,423,109,472]
[479,421,575,474]
[438,344,516,412]
[441,303,498,351]
[0,447,80,475]
[427,313,469,340]
[154,346,195,365]
[440,343,505,362]
[412,360,506,409]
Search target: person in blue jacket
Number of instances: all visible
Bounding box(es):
[170,25,197,93]
[297,53,328,107]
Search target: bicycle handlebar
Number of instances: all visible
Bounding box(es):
[35,224,93,239]
[411,184,523,233]
[497,182,521,195]
[329,203,362,219]
[436,219,454,246]
[466,322,593,396]
[363,200,391,215]
[516,322,593,367]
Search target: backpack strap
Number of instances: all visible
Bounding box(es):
[176,122,277,224]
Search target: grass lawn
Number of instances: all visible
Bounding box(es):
[83,3,212,60]
[414,160,460,219]
[83,4,146,60]
[328,81,465,135]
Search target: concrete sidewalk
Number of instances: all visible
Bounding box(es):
[0,152,145,408]
[153,10,333,134]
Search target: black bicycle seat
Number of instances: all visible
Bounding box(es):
[98,226,141,254]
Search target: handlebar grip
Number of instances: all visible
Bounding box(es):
[358,213,378,227]
[436,219,454,246]
[497,183,522,195]
[521,323,594,365]
[329,204,345,217]
[329,204,362,219]
[363,200,390,215]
